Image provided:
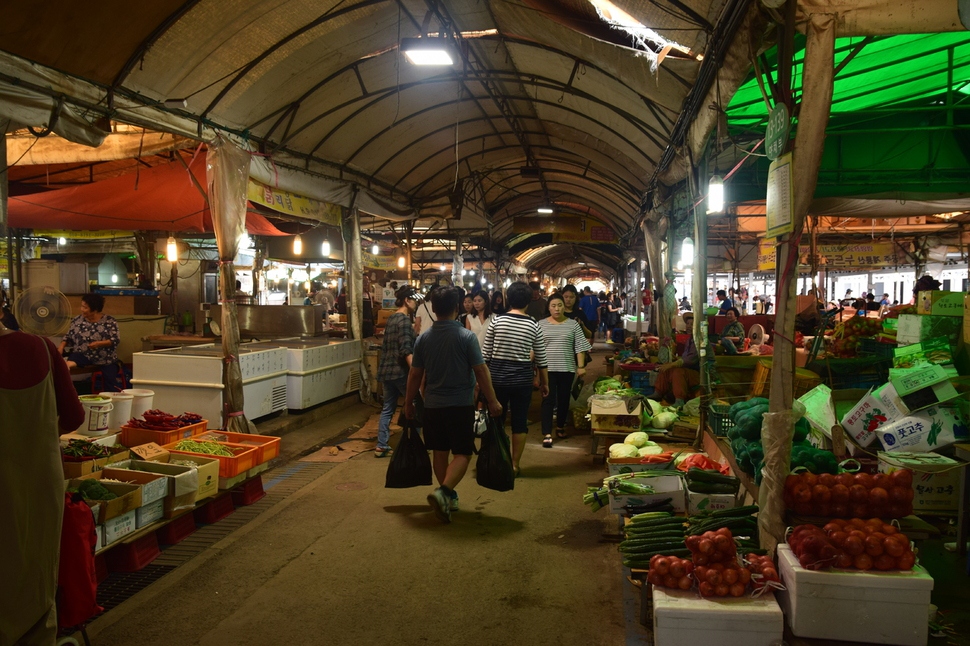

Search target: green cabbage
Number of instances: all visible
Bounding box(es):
[609,443,640,459]
[623,431,649,448]
[651,411,678,429]
[637,443,663,457]
[645,399,664,416]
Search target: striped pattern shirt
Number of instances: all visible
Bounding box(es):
[538,318,591,373]
[481,313,548,387]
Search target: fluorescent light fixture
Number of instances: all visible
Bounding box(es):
[163,98,187,108]
[371,243,380,255]
[681,237,694,267]
[401,37,456,66]
[57,237,66,246]
[321,239,331,256]
[440,264,447,271]
[111,274,118,284]
[537,206,554,214]
[707,175,724,214]
[166,237,178,263]
[397,256,406,269]
[293,235,303,255]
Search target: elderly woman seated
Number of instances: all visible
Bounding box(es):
[719,307,746,355]
[58,294,123,391]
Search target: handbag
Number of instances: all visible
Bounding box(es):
[384,421,433,488]
[475,414,515,492]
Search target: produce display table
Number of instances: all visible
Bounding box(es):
[590,430,631,460]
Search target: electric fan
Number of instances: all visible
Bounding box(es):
[14,287,73,336]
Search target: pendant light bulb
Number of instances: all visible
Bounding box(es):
[707,175,724,214]
[321,239,331,257]
[681,237,694,267]
[58,237,67,246]
[111,274,118,284]
[397,256,406,269]
[440,264,446,272]
[371,243,380,255]
[293,235,303,255]
[166,236,178,263]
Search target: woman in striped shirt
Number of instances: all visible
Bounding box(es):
[538,293,591,446]
[481,281,549,476]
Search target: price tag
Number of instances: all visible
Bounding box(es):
[131,442,169,462]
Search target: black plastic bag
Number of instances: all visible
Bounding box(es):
[476,414,515,492]
[385,422,432,488]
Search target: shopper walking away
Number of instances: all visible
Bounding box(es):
[538,294,591,445]
[375,286,419,458]
[1,322,84,645]
[490,290,507,316]
[481,281,549,476]
[579,287,601,339]
[465,292,492,348]
[406,287,502,523]
[524,281,548,320]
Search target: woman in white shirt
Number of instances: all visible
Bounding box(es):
[414,287,438,336]
[465,292,492,348]
[537,293,591,446]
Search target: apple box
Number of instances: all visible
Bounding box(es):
[879,451,961,512]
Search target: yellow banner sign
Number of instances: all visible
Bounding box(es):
[247,179,342,226]
[362,251,398,271]
[34,230,132,239]
[758,240,901,271]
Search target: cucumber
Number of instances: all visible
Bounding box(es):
[686,516,757,536]
[623,528,686,540]
[629,515,683,526]
[710,504,759,518]
[686,468,739,486]
[687,482,739,495]
[620,541,687,554]
[629,511,673,522]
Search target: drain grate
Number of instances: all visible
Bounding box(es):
[92,462,336,613]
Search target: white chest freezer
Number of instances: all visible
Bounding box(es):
[246,339,362,409]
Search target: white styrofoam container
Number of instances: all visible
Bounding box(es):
[608,474,685,514]
[652,586,784,646]
[102,510,136,547]
[96,524,105,550]
[135,499,164,528]
[776,544,933,646]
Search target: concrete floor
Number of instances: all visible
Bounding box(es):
[87,344,641,646]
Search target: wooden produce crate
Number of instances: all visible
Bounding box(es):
[750,358,820,398]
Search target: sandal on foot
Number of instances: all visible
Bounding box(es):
[542,435,553,448]
[374,448,393,458]
[555,428,567,439]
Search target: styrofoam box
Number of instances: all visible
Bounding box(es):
[96,524,105,549]
[135,499,164,529]
[652,586,784,646]
[102,510,136,547]
[608,474,686,514]
[776,544,933,646]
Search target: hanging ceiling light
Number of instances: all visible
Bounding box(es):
[401,37,457,66]
[321,239,331,257]
[681,237,694,267]
[111,274,118,284]
[293,235,303,255]
[166,236,178,263]
[537,206,554,214]
[397,256,406,269]
[57,237,67,246]
[707,175,724,214]
[440,264,447,271]
[371,243,380,255]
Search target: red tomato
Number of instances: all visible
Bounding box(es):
[678,575,692,590]
[854,473,874,489]
[802,472,819,488]
[866,518,885,528]
[693,553,709,566]
[813,485,832,504]
[648,571,664,586]
[664,575,678,588]
[670,560,686,578]
[694,566,708,581]
[831,503,849,518]
[738,568,752,584]
[851,504,870,518]
[884,537,905,557]
[874,554,897,571]
[714,584,730,597]
[873,473,892,490]
[699,581,714,596]
[710,563,725,572]
[714,534,733,552]
[828,531,847,548]
[831,484,850,504]
[762,567,778,581]
[730,582,746,597]
[849,484,869,503]
[723,568,739,585]
[685,536,701,551]
[716,527,733,538]
[865,535,884,557]
[835,552,854,568]
[793,484,812,504]
[655,557,670,575]
[698,539,714,554]
[891,469,913,489]
[881,524,898,535]
[837,473,856,488]
[798,552,817,569]
[823,522,842,534]
[843,535,865,556]
[896,552,916,570]
[707,570,722,586]
[684,561,694,575]
[848,518,867,529]
[853,553,874,570]
[868,487,889,506]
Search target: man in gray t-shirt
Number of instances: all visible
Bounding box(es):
[407,286,502,523]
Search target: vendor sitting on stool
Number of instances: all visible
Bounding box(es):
[58,294,123,391]
[654,312,700,406]
[719,307,745,355]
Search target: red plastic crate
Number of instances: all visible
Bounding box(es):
[163,440,258,477]
[105,533,160,573]
[121,420,208,448]
[195,430,280,464]
[194,494,235,525]
[231,476,266,506]
[156,512,197,545]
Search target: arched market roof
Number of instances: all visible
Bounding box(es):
[0,0,736,259]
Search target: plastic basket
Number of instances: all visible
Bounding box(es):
[120,420,208,448]
[194,430,280,464]
[163,440,258,478]
[859,338,896,359]
[628,371,656,397]
[708,403,735,437]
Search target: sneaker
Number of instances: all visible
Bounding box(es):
[449,490,459,512]
[427,487,452,523]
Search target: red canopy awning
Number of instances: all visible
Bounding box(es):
[8,153,286,236]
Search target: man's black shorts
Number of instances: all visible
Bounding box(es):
[423,406,475,455]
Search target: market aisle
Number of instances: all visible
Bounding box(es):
[88,411,632,645]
